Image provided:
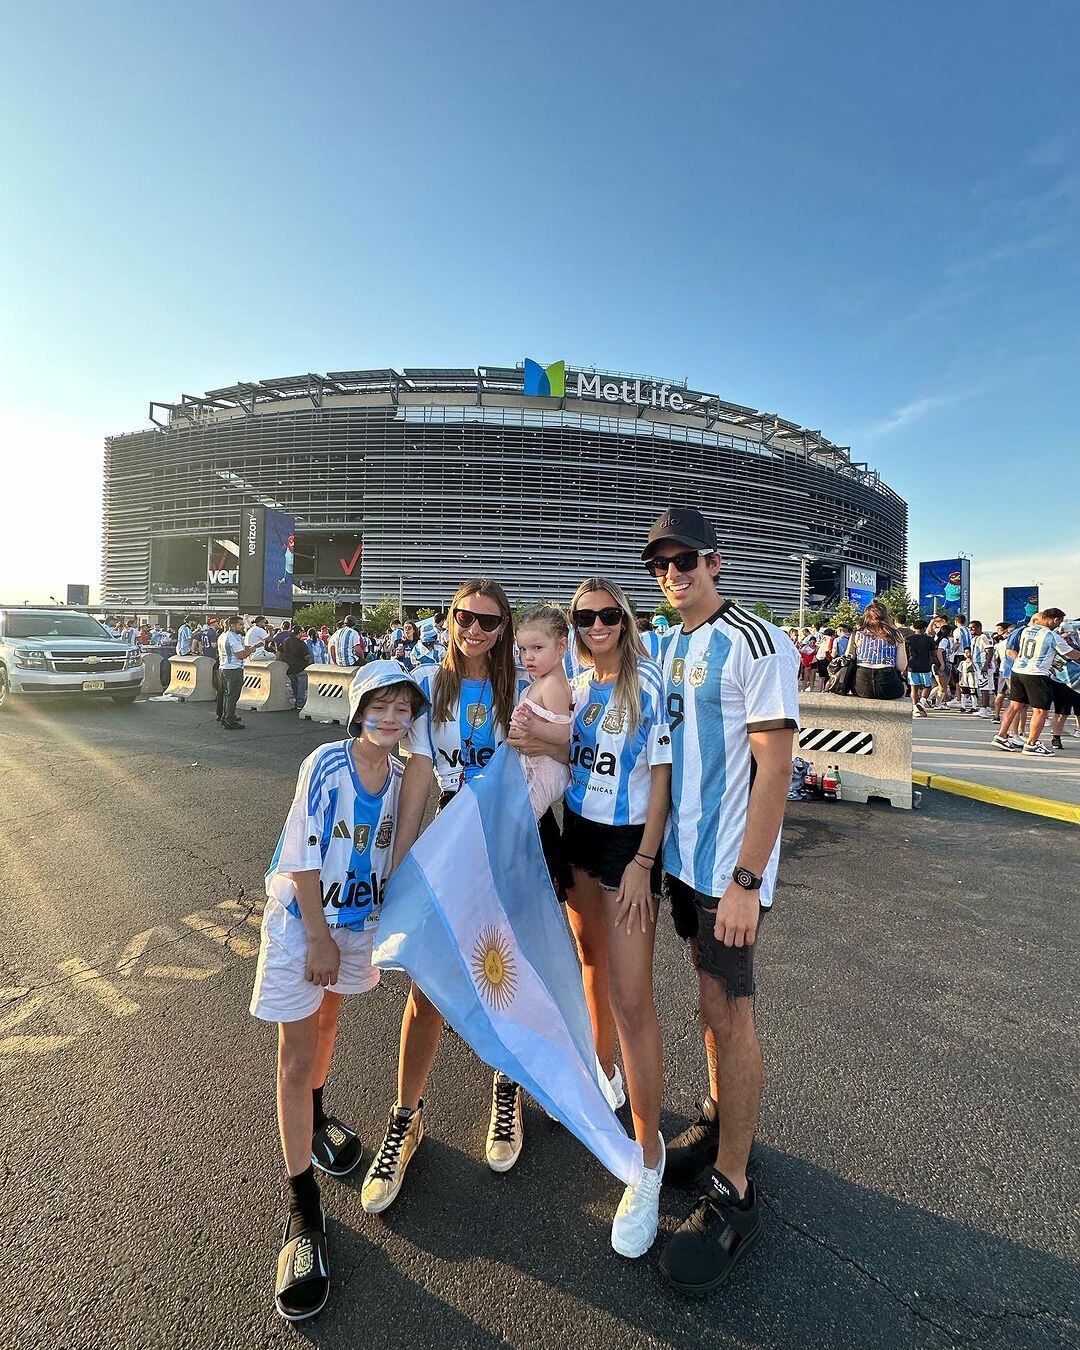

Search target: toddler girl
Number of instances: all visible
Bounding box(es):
[512,604,573,817]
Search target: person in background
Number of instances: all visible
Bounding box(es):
[272,620,293,655]
[246,615,271,658]
[280,625,314,710]
[812,628,836,692]
[410,618,446,669]
[329,616,362,668]
[995,609,1080,756]
[305,627,329,665]
[177,616,194,657]
[904,619,936,717]
[969,621,995,719]
[927,620,954,709]
[834,623,853,658]
[850,600,907,699]
[218,616,256,730]
[138,621,152,647]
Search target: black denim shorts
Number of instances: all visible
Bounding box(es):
[665,874,765,999]
[562,809,662,894]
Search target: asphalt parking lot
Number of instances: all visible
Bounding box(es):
[0,696,1077,1350]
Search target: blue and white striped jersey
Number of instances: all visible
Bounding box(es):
[265,742,402,931]
[662,602,800,906]
[565,660,671,826]
[406,666,529,791]
[1012,624,1076,676]
[330,626,362,666]
[410,641,446,669]
[639,629,671,663]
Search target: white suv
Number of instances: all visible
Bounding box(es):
[0,609,145,709]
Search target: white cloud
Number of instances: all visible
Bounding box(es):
[862,393,955,442]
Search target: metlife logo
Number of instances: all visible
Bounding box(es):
[523,359,689,412]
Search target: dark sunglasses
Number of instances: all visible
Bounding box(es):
[573,606,624,629]
[454,607,502,634]
[643,548,713,577]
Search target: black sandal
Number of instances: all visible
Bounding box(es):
[311,1117,363,1177]
[275,1210,330,1322]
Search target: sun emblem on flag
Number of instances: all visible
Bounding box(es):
[470,926,517,1011]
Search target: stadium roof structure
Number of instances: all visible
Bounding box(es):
[145,363,886,493]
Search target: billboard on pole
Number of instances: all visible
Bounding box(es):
[1003,586,1039,627]
[918,558,970,618]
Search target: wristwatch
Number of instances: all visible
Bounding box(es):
[732,865,763,892]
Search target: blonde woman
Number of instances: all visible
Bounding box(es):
[536,576,672,1259]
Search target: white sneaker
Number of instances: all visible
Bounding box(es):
[1008,736,1026,749]
[976,708,993,719]
[1022,741,1055,756]
[991,735,1013,751]
[608,1063,626,1109]
[611,1135,665,1258]
[945,699,964,710]
[486,1073,524,1172]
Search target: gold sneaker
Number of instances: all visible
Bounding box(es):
[485,1073,523,1172]
[361,1102,424,1213]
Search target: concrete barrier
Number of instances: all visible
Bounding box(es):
[797,692,912,809]
[165,655,217,703]
[237,659,294,713]
[140,651,167,697]
[299,664,354,726]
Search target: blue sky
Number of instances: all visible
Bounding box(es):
[2,1,1077,617]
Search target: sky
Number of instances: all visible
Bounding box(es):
[2,0,1078,620]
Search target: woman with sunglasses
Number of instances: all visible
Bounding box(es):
[543,576,672,1260]
[361,579,540,1213]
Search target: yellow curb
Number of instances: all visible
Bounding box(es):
[913,771,1080,825]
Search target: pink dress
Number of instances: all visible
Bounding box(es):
[512,696,572,818]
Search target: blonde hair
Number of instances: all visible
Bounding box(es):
[432,579,516,735]
[516,603,569,643]
[860,598,901,646]
[569,576,647,736]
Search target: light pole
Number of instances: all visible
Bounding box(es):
[789,554,817,628]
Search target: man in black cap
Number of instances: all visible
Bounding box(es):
[640,506,800,1297]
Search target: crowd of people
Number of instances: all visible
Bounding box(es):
[787,604,1080,758]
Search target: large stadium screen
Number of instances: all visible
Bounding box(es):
[1003,585,1039,627]
[262,508,295,614]
[316,536,363,581]
[918,558,970,618]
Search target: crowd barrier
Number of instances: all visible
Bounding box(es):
[140,651,166,697]
[299,664,355,726]
[797,692,912,809]
[165,655,216,703]
[237,659,294,713]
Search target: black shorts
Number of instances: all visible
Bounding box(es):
[665,874,764,999]
[1009,672,1054,710]
[439,791,571,902]
[814,658,830,677]
[1050,682,1080,716]
[561,809,662,894]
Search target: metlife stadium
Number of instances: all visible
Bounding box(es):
[102,361,907,616]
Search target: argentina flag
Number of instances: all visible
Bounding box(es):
[372,745,643,1186]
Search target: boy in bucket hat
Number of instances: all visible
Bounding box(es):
[410,615,446,669]
[250,660,428,1323]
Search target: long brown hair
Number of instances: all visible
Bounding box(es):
[432,579,516,735]
[570,576,648,736]
[860,598,901,646]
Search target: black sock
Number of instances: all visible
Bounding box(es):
[287,1164,321,1239]
[312,1085,327,1134]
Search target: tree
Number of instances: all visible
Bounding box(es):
[751,601,779,623]
[292,601,335,632]
[362,595,400,636]
[878,585,921,625]
[830,598,861,630]
[415,607,436,620]
[652,598,680,627]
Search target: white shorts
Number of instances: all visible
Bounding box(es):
[249,900,380,1023]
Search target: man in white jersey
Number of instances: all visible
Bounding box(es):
[329,615,363,668]
[641,507,800,1298]
[1000,609,1080,756]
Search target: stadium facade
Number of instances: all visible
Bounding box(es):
[102,363,907,618]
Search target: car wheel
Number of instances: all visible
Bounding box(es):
[111,694,139,705]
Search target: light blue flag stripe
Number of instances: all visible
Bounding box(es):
[374,746,642,1185]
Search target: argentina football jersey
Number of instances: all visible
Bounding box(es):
[565,660,671,825]
[662,602,799,906]
[265,741,402,930]
[407,667,529,790]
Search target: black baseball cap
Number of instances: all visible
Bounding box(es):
[641,507,719,559]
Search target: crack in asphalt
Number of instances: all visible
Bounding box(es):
[761,1194,1075,1346]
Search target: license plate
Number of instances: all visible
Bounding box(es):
[82,680,106,691]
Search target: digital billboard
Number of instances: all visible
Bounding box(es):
[1003,585,1039,627]
[316,536,363,582]
[237,506,294,614]
[263,508,295,612]
[918,558,970,618]
[66,584,90,606]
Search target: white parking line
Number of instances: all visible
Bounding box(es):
[56,958,141,1016]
